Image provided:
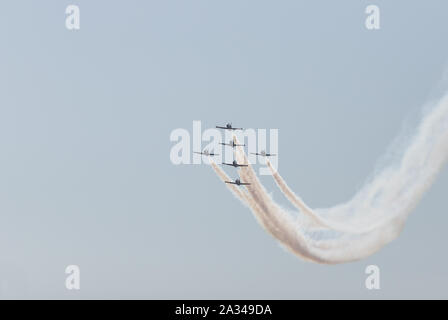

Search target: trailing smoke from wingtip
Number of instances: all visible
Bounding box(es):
[211,93,448,264]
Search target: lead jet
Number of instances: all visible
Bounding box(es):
[251,150,276,157]
[222,160,248,168]
[225,178,251,186]
[220,140,245,148]
[216,123,243,131]
[194,149,219,156]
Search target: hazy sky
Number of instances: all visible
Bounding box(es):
[1,1,448,299]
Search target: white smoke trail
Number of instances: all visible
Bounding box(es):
[265,159,399,234]
[212,94,448,264]
[210,160,248,202]
[210,160,291,243]
[235,140,406,263]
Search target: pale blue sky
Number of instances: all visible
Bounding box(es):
[1,1,448,298]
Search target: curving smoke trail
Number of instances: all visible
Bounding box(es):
[265,159,400,234]
[210,160,291,241]
[212,94,448,264]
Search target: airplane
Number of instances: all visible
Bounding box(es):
[225,178,251,186]
[194,150,219,156]
[216,123,243,131]
[222,160,248,168]
[251,150,276,157]
[220,140,245,148]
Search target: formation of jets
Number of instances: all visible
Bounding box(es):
[194,123,278,187]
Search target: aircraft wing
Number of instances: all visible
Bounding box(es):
[251,152,276,156]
